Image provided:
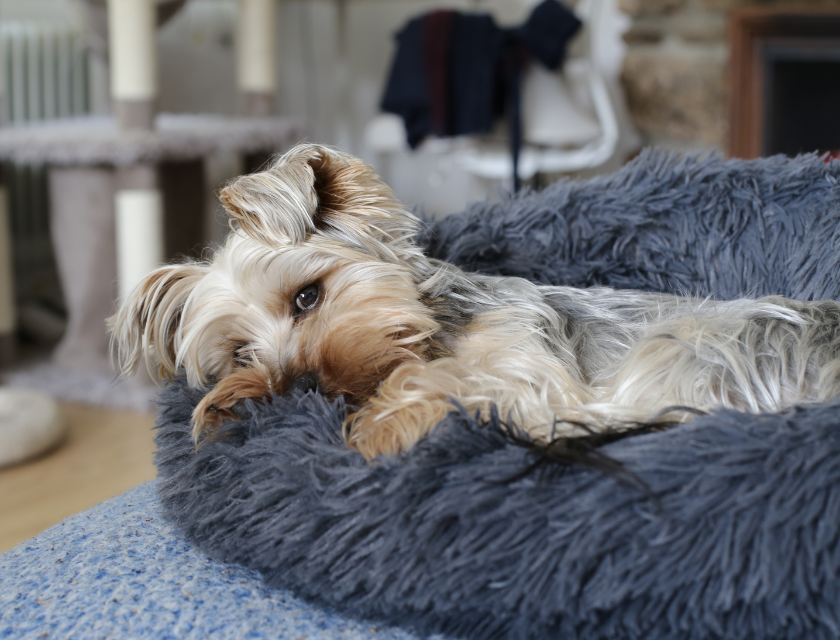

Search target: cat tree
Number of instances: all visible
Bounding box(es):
[0,0,302,465]
[0,0,303,375]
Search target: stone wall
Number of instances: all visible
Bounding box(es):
[618,0,839,154]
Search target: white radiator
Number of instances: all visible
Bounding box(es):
[0,23,90,314]
[1,23,89,123]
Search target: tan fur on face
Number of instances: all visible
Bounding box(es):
[189,264,442,446]
[108,262,208,381]
[293,266,439,403]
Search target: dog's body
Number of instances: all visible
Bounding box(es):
[110,144,840,459]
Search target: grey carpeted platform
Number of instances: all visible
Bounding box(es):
[0,113,305,166]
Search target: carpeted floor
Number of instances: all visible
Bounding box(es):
[0,402,156,553]
[0,483,442,640]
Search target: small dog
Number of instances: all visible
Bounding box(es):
[110,144,840,459]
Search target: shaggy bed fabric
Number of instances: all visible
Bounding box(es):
[155,151,840,640]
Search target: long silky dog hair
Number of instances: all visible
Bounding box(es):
[110,144,840,459]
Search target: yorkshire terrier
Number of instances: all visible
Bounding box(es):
[110,144,840,459]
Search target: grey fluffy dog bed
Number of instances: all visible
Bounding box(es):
[155,151,840,640]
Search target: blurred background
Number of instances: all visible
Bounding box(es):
[0,0,837,552]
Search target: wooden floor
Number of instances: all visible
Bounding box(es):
[0,402,156,553]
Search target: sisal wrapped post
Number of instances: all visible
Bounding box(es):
[107,0,164,301]
[237,0,277,118]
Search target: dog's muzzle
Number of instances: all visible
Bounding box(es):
[285,372,320,395]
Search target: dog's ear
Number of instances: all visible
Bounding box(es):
[219,144,420,262]
[108,262,207,381]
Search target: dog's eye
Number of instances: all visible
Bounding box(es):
[295,283,320,313]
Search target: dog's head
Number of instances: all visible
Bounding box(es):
[109,144,439,434]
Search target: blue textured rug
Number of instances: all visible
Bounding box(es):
[0,483,435,639]
[152,151,840,640]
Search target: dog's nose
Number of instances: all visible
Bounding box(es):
[286,372,319,395]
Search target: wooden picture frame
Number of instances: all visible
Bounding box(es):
[728,8,840,159]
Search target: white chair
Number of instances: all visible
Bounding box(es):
[456,0,623,182]
[365,0,635,189]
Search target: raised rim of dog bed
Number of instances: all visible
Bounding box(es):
[155,151,840,640]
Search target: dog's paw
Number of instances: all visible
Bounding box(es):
[191,395,239,442]
[345,399,450,459]
[190,366,274,444]
[344,409,408,459]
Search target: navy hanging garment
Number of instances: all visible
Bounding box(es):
[380,0,582,190]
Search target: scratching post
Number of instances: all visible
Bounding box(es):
[107,0,164,302]
[48,167,117,372]
[237,0,277,118]
[238,0,277,173]
[107,0,157,130]
[114,165,163,302]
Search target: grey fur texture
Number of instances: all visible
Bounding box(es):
[155,150,840,640]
